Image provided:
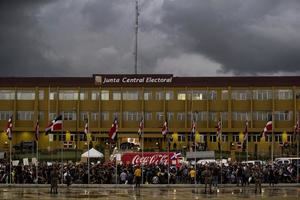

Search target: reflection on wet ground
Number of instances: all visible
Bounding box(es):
[0,186,299,200]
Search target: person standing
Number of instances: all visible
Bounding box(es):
[189,167,196,184]
[134,166,142,188]
[254,165,262,194]
[202,165,212,193]
[50,166,59,194]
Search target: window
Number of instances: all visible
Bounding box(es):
[101,90,109,100]
[49,91,57,100]
[232,134,239,142]
[265,135,273,142]
[275,134,282,143]
[17,90,35,100]
[122,90,139,100]
[144,91,152,100]
[208,112,217,121]
[221,112,228,121]
[91,112,98,121]
[221,90,228,100]
[38,111,45,121]
[276,89,293,100]
[112,91,121,100]
[17,111,34,120]
[63,111,76,120]
[123,112,140,121]
[101,112,109,121]
[210,134,217,142]
[274,111,292,121]
[59,90,78,100]
[221,135,228,142]
[178,134,186,142]
[91,91,100,100]
[287,134,293,143]
[166,112,174,121]
[80,112,89,121]
[188,90,207,100]
[80,91,88,100]
[247,135,251,142]
[49,113,57,121]
[231,90,250,100]
[165,91,174,100]
[0,90,15,100]
[252,135,261,142]
[177,112,185,121]
[232,112,250,121]
[189,112,207,121]
[145,112,152,120]
[253,90,272,100]
[156,112,164,121]
[208,90,217,100]
[253,111,272,121]
[113,112,120,119]
[155,91,164,100]
[0,111,13,120]
[177,92,186,100]
[39,90,44,100]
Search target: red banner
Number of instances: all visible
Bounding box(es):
[121,152,181,166]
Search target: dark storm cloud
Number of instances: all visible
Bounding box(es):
[158,0,300,75]
[0,0,299,77]
[0,0,69,76]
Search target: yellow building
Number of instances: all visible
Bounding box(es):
[0,74,299,160]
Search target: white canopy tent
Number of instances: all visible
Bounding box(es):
[81,148,104,162]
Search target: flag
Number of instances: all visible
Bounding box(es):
[35,120,39,141]
[293,119,299,142]
[6,116,13,140]
[261,116,272,138]
[138,118,144,139]
[216,119,222,140]
[45,115,63,134]
[243,120,248,142]
[191,119,196,141]
[108,118,118,142]
[162,120,168,140]
[84,119,89,134]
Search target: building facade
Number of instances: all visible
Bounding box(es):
[0,74,299,160]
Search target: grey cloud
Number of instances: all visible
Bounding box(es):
[0,0,70,76]
[157,0,300,75]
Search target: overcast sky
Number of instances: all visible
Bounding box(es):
[1,0,300,77]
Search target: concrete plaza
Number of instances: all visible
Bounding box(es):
[0,184,299,200]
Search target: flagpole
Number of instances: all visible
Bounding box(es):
[36,140,38,183]
[87,114,90,185]
[141,117,144,185]
[9,139,12,184]
[297,112,299,185]
[61,112,64,185]
[220,115,223,188]
[271,112,274,165]
[246,117,249,162]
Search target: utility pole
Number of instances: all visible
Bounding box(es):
[134,0,139,74]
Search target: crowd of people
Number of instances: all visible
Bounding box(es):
[0,159,298,189]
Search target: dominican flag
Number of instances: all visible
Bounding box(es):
[162,120,168,139]
[261,116,272,138]
[191,119,196,141]
[216,119,222,140]
[138,118,144,139]
[45,115,63,134]
[108,118,118,142]
[294,119,299,141]
[6,116,13,140]
[84,119,89,134]
[243,120,248,142]
[35,120,39,141]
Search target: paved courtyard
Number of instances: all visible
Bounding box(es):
[0,186,299,200]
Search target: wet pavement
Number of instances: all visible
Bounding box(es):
[0,186,299,200]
